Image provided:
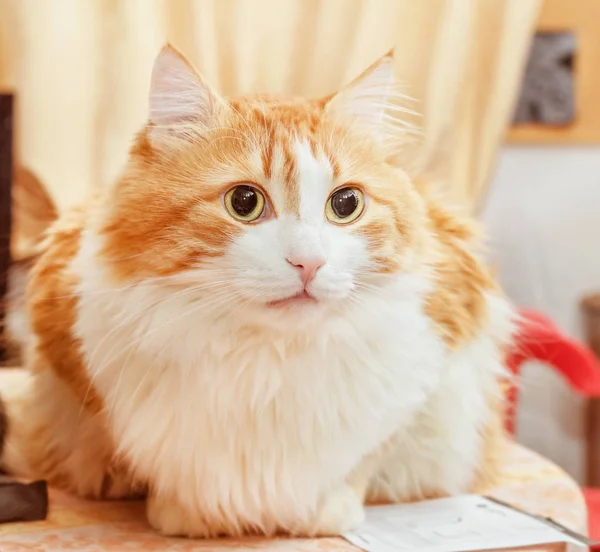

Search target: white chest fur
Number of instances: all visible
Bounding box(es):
[72,233,508,531]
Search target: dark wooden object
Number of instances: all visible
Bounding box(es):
[0,95,13,361]
[581,294,600,485]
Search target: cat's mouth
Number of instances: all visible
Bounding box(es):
[267,291,317,308]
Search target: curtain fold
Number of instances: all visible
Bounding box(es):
[0,0,541,257]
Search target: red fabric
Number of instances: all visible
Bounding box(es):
[509,308,600,540]
[508,308,600,394]
[584,488,600,541]
[505,308,600,433]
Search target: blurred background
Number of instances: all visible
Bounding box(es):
[0,0,599,486]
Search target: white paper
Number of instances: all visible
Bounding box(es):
[343,495,583,552]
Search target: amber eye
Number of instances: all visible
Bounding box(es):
[325,187,365,224]
[224,185,265,222]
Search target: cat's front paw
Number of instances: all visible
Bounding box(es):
[147,494,214,538]
[310,484,365,537]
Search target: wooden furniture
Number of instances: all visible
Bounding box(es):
[0,94,12,362]
[0,436,585,551]
[582,295,600,487]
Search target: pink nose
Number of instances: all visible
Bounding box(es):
[287,256,325,287]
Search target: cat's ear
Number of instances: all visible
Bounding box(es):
[325,50,416,144]
[147,44,221,146]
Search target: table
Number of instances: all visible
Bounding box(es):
[0,440,587,551]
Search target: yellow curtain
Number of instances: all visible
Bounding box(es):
[0,0,540,238]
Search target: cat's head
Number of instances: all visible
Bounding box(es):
[99,45,430,322]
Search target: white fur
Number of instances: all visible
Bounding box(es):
[72,140,513,536]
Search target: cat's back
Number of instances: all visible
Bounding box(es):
[26,203,104,412]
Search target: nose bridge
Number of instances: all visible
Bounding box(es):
[286,221,325,260]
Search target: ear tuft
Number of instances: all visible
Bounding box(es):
[148,44,219,145]
[325,49,419,146]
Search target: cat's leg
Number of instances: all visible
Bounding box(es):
[306,483,366,536]
[367,386,503,503]
[147,492,224,538]
[0,367,142,499]
[147,482,366,539]
[147,456,376,539]
[294,446,390,537]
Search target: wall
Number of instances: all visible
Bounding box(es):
[481,145,600,481]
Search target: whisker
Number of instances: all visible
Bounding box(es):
[223,100,261,150]
[86,279,239,373]
[77,281,238,422]
[93,285,241,394]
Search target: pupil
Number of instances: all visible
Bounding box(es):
[232,186,258,216]
[332,189,358,218]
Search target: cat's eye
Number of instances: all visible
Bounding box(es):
[325,187,365,224]
[224,185,265,222]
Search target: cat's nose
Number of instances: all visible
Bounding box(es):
[286,256,325,287]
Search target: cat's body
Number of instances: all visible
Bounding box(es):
[0,46,513,538]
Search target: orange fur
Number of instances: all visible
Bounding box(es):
[4,204,141,496]
[425,200,498,349]
[27,207,104,414]
[100,92,426,286]
[11,166,58,262]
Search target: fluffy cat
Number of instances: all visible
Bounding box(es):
[0,45,514,538]
[4,166,58,363]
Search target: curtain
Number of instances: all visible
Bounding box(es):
[0,0,541,259]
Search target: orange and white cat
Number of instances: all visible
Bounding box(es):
[0,45,514,538]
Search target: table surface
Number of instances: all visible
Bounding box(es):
[0,440,586,552]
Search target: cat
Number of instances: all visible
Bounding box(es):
[4,166,59,364]
[0,44,514,538]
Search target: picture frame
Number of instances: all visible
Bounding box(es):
[508,0,600,144]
